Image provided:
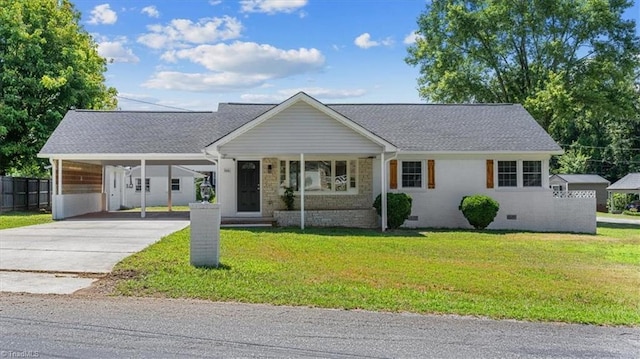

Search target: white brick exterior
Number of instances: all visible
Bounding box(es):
[189,203,221,267]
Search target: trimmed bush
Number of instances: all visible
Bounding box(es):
[373,193,412,229]
[281,187,295,210]
[459,194,500,230]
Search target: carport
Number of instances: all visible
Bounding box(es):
[37,110,219,219]
[606,172,640,212]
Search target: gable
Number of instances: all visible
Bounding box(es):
[218,101,384,155]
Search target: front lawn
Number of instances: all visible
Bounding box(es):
[0,211,53,229]
[111,224,640,325]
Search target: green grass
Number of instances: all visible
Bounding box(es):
[112,224,640,325]
[0,211,53,229]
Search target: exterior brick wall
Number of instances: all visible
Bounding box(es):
[262,158,374,217]
[274,209,378,228]
[262,158,281,217]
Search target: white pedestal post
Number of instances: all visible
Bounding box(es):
[189,203,221,267]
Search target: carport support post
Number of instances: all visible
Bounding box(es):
[300,153,305,230]
[381,152,387,232]
[141,159,146,218]
[167,165,172,212]
[57,159,62,195]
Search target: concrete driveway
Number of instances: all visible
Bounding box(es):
[0,218,189,294]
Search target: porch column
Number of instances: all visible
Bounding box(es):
[167,165,172,212]
[381,153,387,232]
[57,159,62,195]
[300,153,305,230]
[141,159,146,218]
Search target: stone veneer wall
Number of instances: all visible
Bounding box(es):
[262,158,374,217]
[274,209,378,228]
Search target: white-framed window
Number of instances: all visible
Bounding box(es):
[171,178,180,191]
[401,161,423,188]
[551,184,563,191]
[279,159,358,193]
[523,161,542,187]
[495,160,544,188]
[497,161,517,187]
[135,178,150,192]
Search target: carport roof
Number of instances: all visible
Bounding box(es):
[607,173,640,191]
[39,110,218,155]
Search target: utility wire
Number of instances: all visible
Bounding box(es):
[559,143,640,152]
[116,95,195,112]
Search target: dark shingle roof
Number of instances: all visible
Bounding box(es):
[39,102,561,155]
[607,173,640,191]
[39,111,217,154]
[552,174,610,184]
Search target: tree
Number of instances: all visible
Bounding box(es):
[0,0,117,176]
[555,148,590,174]
[406,0,640,180]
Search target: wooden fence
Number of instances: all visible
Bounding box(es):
[0,176,51,213]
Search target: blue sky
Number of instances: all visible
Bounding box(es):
[75,0,639,111]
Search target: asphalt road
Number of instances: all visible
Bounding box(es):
[1,294,638,358]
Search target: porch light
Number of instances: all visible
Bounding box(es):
[200,176,213,203]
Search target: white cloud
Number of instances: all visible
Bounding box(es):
[143,71,269,92]
[97,38,140,63]
[141,6,160,18]
[144,42,325,92]
[88,4,117,25]
[354,33,378,49]
[354,33,394,49]
[381,37,394,47]
[241,87,366,102]
[403,31,420,45]
[240,0,307,14]
[209,0,222,5]
[137,16,242,49]
[164,42,325,77]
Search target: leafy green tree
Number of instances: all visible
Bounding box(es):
[0,0,117,176]
[556,149,590,174]
[406,0,640,180]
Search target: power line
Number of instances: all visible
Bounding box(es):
[116,95,195,112]
[559,143,640,152]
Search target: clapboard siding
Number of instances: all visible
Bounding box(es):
[220,102,383,155]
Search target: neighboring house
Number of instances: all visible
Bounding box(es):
[105,165,205,210]
[549,174,610,212]
[38,92,596,233]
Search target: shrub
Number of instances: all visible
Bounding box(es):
[373,193,412,229]
[281,187,295,210]
[607,193,634,213]
[623,210,640,216]
[459,194,500,230]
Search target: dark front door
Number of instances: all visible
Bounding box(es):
[237,161,260,212]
